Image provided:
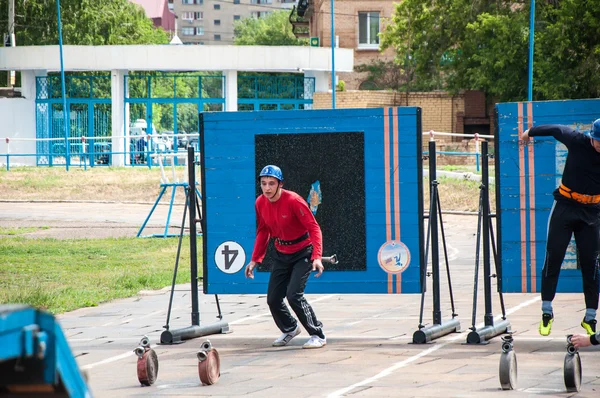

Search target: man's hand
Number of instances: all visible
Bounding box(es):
[521,129,530,143]
[245,261,257,279]
[312,258,324,278]
[571,334,592,349]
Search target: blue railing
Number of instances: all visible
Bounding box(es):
[237,76,315,110]
[30,74,316,168]
[1,134,198,171]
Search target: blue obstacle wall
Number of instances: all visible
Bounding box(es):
[496,99,600,293]
[200,107,424,294]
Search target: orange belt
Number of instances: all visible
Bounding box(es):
[559,184,600,204]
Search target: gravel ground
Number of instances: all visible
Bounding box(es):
[0,201,187,239]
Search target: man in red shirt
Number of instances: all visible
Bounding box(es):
[244,165,327,349]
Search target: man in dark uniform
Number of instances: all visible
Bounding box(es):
[522,119,600,336]
[245,165,327,349]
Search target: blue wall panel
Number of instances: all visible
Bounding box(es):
[497,99,600,293]
[201,107,424,294]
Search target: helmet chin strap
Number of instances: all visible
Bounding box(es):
[269,181,281,200]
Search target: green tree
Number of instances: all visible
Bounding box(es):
[380,0,600,102]
[0,0,169,46]
[380,0,522,98]
[447,11,530,101]
[233,11,308,46]
[533,0,600,100]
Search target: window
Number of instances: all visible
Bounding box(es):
[358,12,380,48]
[214,34,221,41]
[196,26,204,35]
[233,0,240,3]
[214,4,220,9]
[182,0,202,3]
[214,19,221,25]
[233,15,241,20]
[251,11,271,18]
[182,11,202,21]
[181,27,195,35]
[251,0,272,3]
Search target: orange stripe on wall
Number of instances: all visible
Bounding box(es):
[527,102,537,293]
[393,108,401,293]
[384,108,393,293]
[518,103,528,293]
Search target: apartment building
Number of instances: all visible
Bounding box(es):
[172,0,295,45]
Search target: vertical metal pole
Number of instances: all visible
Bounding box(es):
[429,141,441,325]
[188,146,200,326]
[5,138,10,171]
[56,0,70,171]
[7,0,15,86]
[528,0,535,101]
[482,141,493,326]
[330,0,336,109]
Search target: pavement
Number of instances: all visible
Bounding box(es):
[1,202,600,397]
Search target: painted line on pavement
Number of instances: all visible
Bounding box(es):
[78,295,336,370]
[326,296,541,398]
[80,348,145,371]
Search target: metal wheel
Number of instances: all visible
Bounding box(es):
[564,351,581,392]
[499,350,517,390]
[198,349,221,386]
[137,348,159,386]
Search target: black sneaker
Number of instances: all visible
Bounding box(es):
[539,313,553,336]
[581,318,597,336]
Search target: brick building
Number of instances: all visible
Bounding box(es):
[313,90,495,146]
[303,0,395,90]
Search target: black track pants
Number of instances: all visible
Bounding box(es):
[541,200,600,309]
[266,245,325,339]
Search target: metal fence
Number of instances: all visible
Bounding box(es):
[28,74,316,168]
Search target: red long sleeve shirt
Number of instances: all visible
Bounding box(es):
[251,189,323,262]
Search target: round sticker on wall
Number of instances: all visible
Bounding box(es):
[377,240,410,274]
[214,241,246,274]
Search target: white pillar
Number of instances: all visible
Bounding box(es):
[304,70,329,93]
[17,70,47,165]
[111,69,127,166]
[223,70,238,111]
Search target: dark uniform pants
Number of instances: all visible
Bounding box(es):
[266,245,325,339]
[542,200,600,309]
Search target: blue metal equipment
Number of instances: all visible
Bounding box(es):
[0,304,91,397]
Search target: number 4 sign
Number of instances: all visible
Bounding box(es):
[214,241,246,274]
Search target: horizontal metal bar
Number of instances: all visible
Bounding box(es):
[160,321,230,344]
[412,318,461,344]
[466,319,511,344]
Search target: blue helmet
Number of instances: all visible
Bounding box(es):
[259,165,283,181]
[591,119,600,141]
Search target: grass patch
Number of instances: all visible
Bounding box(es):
[424,176,496,213]
[438,164,496,176]
[0,226,49,235]
[0,237,193,314]
[0,166,187,202]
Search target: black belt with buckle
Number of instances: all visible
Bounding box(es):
[275,232,309,246]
